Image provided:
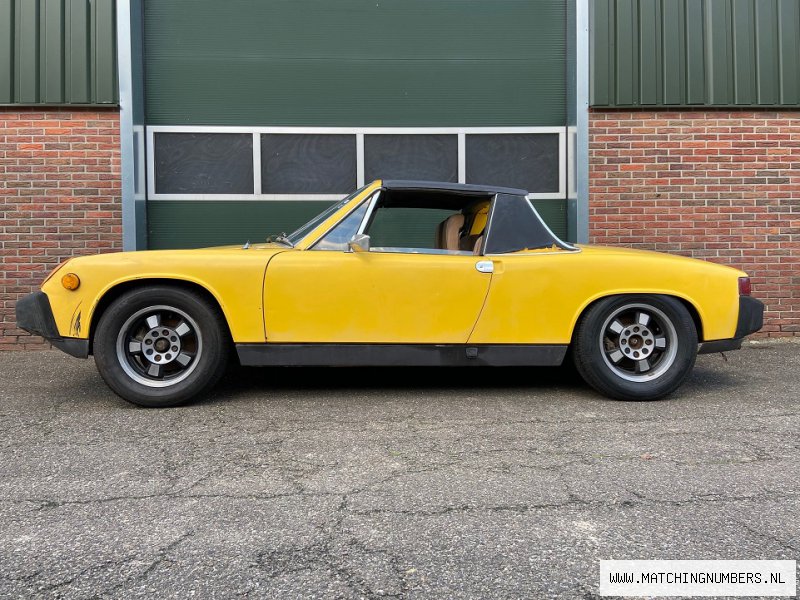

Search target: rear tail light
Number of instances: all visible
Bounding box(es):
[738,277,751,296]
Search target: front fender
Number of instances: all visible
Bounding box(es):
[40,249,278,344]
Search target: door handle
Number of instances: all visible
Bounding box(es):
[475,260,494,274]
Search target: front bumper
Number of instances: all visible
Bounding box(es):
[15,292,89,358]
[698,296,764,354]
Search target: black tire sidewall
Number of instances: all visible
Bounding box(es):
[573,295,697,401]
[94,286,229,407]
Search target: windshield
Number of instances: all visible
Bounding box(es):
[285,185,369,246]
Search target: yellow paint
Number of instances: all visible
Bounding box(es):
[263,250,491,343]
[468,245,745,343]
[37,178,748,347]
[41,245,286,342]
[38,182,384,343]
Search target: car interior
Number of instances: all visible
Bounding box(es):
[363,189,492,255]
[311,186,572,255]
[312,187,495,254]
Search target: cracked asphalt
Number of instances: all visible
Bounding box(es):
[0,342,798,599]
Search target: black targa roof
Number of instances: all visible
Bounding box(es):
[378,180,574,252]
[484,193,574,253]
[382,180,528,197]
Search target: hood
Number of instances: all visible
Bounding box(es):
[64,243,291,269]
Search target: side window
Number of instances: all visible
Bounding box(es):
[362,202,488,254]
[312,198,371,251]
[366,207,456,250]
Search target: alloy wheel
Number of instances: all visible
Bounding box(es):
[115,305,203,388]
[599,303,678,382]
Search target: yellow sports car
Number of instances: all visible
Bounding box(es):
[17,180,763,407]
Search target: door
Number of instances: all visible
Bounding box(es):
[263,251,491,343]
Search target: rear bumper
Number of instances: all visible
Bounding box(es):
[698,296,764,354]
[15,291,89,359]
[734,296,764,339]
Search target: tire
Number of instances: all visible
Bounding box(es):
[93,286,229,407]
[572,295,697,401]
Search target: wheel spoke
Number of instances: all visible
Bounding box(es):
[175,352,192,367]
[636,312,651,327]
[608,320,624,335]
[654,336,667,349]
[145,314,161,329]
[174,321,191,337]
[128,341,142,354]
[637,359,651,373]
[147,363,162,378]
[608,350,625,364]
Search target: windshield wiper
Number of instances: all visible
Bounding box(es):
[267,233,294,248]
[276,235,294,247]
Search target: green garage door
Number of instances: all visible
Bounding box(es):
[143,0,568,248]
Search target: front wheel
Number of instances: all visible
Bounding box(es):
[572,295,697,401]
[93,286,229,407]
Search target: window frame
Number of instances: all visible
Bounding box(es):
[364,206,473,256]
[309,190,381,251]
[146,126,567,202]
[301,186,578,257]
[356,191,483,256]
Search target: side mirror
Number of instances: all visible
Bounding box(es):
[348,234,371,253]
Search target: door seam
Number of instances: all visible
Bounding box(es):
[466,272,493,343]
[261,250,287,341]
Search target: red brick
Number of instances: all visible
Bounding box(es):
[0,107,121,350]
[590,108,800,338]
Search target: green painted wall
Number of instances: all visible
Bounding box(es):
[532,199,567,241]
[147,199,568,250]
[147,201,332,249]
[591,0,800,107]
[143,0,570,250]
[143,0,567,126]
[0,0,117,105]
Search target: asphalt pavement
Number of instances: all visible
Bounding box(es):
[0,342,798,599]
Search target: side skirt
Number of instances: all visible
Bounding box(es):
[236,343,568,367]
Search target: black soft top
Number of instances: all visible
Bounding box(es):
[382,180,528,197]
[378,180,574,252]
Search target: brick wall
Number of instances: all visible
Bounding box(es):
[0,108,121,350]
[589,109,800,338]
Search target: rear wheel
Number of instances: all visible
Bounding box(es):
[94,286,229,407]
[572,295,697,401]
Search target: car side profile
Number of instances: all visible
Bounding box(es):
[17,180,764,407]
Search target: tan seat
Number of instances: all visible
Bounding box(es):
[460,234,481,252]
[435,214,465,251]
[473,235,484,255]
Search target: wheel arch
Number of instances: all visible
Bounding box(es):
[87,278,232,354]
[570,293,705,343]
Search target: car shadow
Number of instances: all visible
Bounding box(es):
[199,359,745,407]
[208,363,587,399]
[62,355,744,408]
